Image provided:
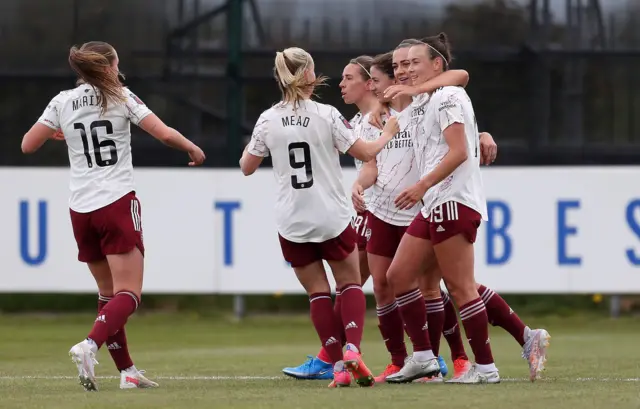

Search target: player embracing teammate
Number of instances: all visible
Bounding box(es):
[383,33,549,384]
[281,34,550,386]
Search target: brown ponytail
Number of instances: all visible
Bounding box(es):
[348,55,373,81]
[371,52,394,79]
[68,41,125,115]
[419,32,453,70]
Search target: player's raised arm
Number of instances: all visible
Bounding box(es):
[135,112,205,166]
[347,117,399,162]
[384,69,469,100]
[35,41,174,391]
[330,107,399,162]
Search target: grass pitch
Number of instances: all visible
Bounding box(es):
[0,313,639,409]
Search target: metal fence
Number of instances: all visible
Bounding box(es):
[1,0,640,166]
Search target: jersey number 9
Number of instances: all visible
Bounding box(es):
[288,142,313,189]
[74,120,118,168]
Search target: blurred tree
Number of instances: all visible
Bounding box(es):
[2,0,169,74]
[440,0,530,47]
[616,2,640,47]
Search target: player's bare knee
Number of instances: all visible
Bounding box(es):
[308,275,332,295]
[332,266,361,288]
[307,284,331,296]
[92,275,113,295]
[334,273,359,289]
[386,267,417,295]
[97,284,114,297]
[385,265,399,289]
[446,282,478,307]
[372,277,394,305]
[113,285,142,300]
[421,288,441,300]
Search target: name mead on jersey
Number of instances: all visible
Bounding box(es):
[72,95,103,111]
[281,115,310,128]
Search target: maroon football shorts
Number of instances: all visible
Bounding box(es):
[70,191,144,262]
[366,212,408,258]
[352,211,371,251]
[279,224,357,268]
[406,201,481,244]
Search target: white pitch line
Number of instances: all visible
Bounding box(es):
[0,375,639,382]
[0,375,282,380]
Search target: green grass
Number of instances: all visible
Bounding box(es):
[1,313,639,409]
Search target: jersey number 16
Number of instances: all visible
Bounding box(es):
[288,142,313,189]
[73,120,119,168]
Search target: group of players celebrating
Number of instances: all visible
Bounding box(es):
[241,33,550,386]
[20,33,549,392]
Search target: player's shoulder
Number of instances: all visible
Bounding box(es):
[307,100,338,118]
[252,107,278,131]
[258,105,279,120]
[411,92,431,109]
[123,87,146,105]
[350,112,363,126]
[50,86,84,104]
[432,86,467,102]
[359,112,379,133]
[311,101,353,128]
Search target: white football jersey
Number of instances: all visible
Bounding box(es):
[37,84,152,213]
[247,99,358,243]
[367,107,421,226]
[352,112,379,209]
[411,86,487,220]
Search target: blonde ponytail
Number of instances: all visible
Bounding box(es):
[273,47,327,109]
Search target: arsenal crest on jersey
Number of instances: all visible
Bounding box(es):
[129,93,144,105]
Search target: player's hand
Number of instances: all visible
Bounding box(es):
[382,116,399,136]
[384,85,418,100]
[369,103,391,130]
[188,145,206,166]
[351,183,366,213]
[394,181,429,210]
[479,132,497,165]
[51,129,65,141]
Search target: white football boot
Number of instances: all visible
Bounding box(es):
[522,328,551,382]
[120,367,160,389]
[385,354,440,383]
[445,363,500,384]
[69,340,99,391]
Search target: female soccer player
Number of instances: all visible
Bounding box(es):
[282,56,379,382]
[381,38,550,383]
[342,56,376,286]
[354,50,471,383]
[384,33,502,384]
[240,47,399,388]
[21,41,206,391]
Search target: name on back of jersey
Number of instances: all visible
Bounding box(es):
[281,115,310,128]
[72,93,102,111]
